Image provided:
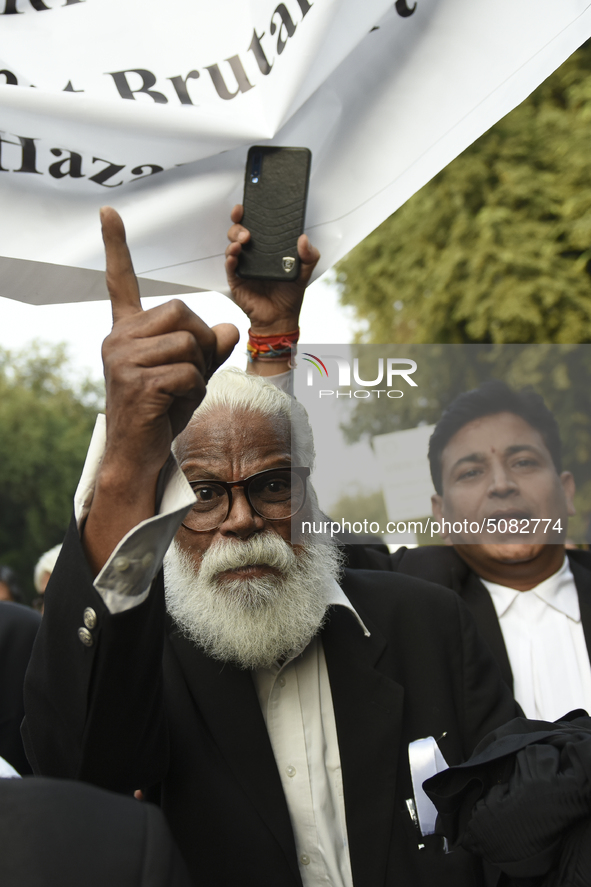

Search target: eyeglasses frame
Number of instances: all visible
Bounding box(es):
[181,466,311,532]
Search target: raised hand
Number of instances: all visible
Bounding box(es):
[225,204,320,336]
[101,206,238,475]
[82,207,239,574]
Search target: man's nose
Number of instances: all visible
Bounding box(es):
[219,487,265,539]
[488,461,518,497]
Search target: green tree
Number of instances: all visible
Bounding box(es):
[337,41,591,345]
[0,343,103,602]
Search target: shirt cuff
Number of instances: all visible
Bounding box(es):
[74,415,196,614]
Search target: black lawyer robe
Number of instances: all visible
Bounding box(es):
[0,775,192,887]
[23,518,519,887]
[345,544,591,693]
[0,600,40,774]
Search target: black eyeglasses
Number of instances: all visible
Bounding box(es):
[182,467,311,532]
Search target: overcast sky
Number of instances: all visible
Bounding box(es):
[0,270,377,514]
[0,272,358,383]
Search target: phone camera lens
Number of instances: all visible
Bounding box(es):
[250,152,262,184]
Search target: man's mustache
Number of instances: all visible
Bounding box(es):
[199,532,297,579]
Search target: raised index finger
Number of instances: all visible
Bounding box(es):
[100,206,142,324]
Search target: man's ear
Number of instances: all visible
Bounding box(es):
[431,493,443,521]
[560,471,576,517]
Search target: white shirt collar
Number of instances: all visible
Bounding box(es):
[272,580,370,672]
[326,578,371,637]
[481,556,581,622]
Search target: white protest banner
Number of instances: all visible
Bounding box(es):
[0,0,589,304]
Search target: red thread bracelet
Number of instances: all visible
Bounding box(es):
[247,328,300,361]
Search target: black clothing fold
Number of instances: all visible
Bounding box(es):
[425,712,591,887]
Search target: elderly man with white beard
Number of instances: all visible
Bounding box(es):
[164,369,343,672]
[23,208,519,887]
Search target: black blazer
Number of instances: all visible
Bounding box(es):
[23,520,518,887]
[348,544,591,692]
[0,601,40,775]
[0,776,192,887]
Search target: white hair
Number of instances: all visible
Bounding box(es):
[174,367,315,470]
[34,543,62,592]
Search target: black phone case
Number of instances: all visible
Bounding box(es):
[237,146,311,281]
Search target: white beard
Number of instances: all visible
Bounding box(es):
[163,532,343,670]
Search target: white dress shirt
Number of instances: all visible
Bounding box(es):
[254,585,369,887]
[75,414,370,887]
[481,558,591,721]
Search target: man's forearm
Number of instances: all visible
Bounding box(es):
[82,456,160,576]
[73,415,194,614]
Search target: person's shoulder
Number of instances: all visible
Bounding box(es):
[567,548,591,593]
[0,776,192,887]
[388,544,468,587]
[567,548,591,571]
[0,601,41,634]
[341,565,461,617]
[344,542,469,588]
[340,541,391,571]
[340,568,476,663]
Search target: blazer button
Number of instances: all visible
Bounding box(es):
[83,607,97,630]
[78,627,93,647]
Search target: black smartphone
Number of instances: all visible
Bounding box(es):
[237,145,312,281]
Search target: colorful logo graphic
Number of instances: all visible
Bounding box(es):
[300,352,418,398]
[302,353,329,377]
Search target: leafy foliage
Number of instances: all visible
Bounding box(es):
[0,343,103,601]
[337,41,591,345]
[334,43,591,542]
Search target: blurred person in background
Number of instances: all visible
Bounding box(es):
[383,382,591,723]
[0,773,192,887]
[33,544,62,613]
[0,600,40,774]
[0,566,23,604]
